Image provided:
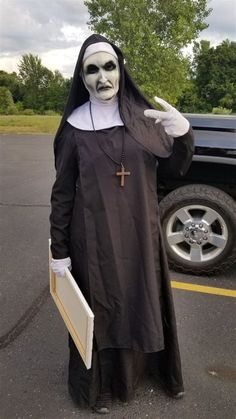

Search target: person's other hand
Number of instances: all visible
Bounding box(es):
[51,257,72,277]
[144,97,190,137]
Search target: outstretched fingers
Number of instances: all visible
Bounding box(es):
[144,109,172,123]
[154,96,173,111]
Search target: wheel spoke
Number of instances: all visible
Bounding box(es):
[202,209,218,226]
[167,231,185,245]
[175,208,192,224]
[208,234,227,249]
[190,246,202,262]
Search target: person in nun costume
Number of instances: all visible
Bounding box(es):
[50,34,194,414]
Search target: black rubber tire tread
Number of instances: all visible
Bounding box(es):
[159,184,236,275]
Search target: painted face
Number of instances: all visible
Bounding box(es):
[83,52,120,101]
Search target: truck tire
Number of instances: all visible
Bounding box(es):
[159,184,236,275]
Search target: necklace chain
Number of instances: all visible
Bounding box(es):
[89,101,125,166]
[89,101,131,187]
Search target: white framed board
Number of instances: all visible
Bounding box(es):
[49,240,94,369]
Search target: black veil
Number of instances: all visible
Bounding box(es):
[54,34,173,158]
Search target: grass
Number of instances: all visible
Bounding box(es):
[0,115,61,134]
[1,112,235,135]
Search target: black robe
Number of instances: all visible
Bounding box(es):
[50,33,194,406]
[50,119,194,405]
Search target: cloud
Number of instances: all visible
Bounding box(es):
[41,46,84,78]
[199,0,236,44]
[0,0,235,77]
[0,0,90,56]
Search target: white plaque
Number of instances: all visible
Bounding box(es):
[49,241,94,369]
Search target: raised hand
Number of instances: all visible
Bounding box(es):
[144,96,190,137]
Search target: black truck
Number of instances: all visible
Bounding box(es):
[158,114,236,275]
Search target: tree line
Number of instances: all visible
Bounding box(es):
[0,54,71,115]
[1,39,235,116]
[84,0,236,114]
[179,40,236,114]
[0,0,235,116]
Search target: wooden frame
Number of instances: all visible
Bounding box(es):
[49,240,94,369]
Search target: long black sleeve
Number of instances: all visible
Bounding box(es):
[50,124,78,259]
[157,128,194,178]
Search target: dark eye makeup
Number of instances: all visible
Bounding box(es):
[86,64,99,74]
[104,61,117,71]
[85,61,117,75]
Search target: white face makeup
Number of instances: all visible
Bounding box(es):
[83,52,120,101]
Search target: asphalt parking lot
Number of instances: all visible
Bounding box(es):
[0,134,235,419]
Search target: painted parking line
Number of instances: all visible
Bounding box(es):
[171,281,236,298]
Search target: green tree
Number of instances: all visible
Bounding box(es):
[179,40,236,113]
[0,70,23,103]
[18,54,54,111]
[0,87,17,114]
[18,54,70,113]
[195,40,236,111]
[45,70,71,113]
[85,0,211,104]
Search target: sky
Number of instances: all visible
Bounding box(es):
[0,0,236,78]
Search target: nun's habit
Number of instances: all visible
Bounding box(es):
[50,34,194,407]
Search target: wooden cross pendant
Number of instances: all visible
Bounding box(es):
[116,163,131,187]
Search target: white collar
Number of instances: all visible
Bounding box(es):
[67,96,124,131]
